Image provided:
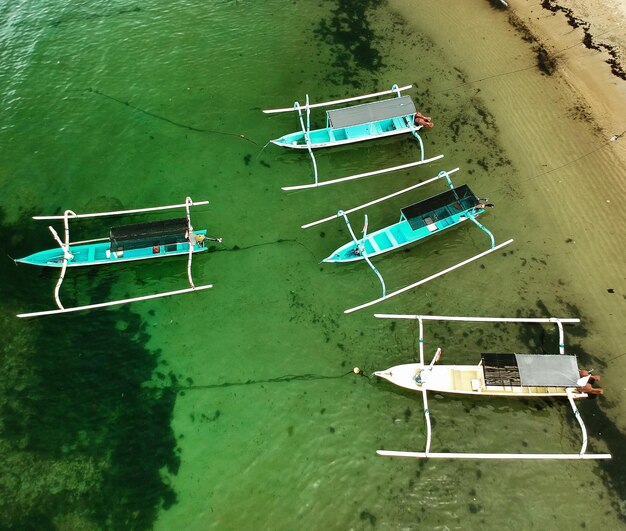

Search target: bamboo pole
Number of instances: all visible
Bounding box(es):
[33,199,209,220]
[263,84,413,114]
[374,315,581,324]
[344,239,514,314]
[282,155,444,192]
[376,450,611,460]
[302,168,459,229]
[17,285,213,318]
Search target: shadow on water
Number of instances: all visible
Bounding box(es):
[0,209,179,529]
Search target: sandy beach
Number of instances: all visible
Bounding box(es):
[511,0,626,146]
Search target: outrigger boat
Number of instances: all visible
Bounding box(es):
[15,197,221,318]
[303,168,513,313]
[373,314,611,460]
[263,84,443,190]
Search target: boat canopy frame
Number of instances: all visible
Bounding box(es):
[326,95,417,129]
[302,169,512,313]
[372,314,612,461]
[263,84,443,191]
[109,217,190,252]
[17,197,214,318]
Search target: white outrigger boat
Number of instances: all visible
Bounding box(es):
[373,314,611,460]
[263,84,443,190]
[15,197,220,318]
[303,168,513,313]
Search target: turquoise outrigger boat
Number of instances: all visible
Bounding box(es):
[302,169,514,313]
[324,184,485,263]
[263,84,443,190]
[15,197,221,318]
[17,219,209,268]
[269,94,424,150]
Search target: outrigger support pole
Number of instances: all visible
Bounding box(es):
[48,209,76,310]
[338,211,386,298]
[294,98,319,187]
[282,155,444,191]
[344,239,514,314]
[33,199,210,221]
[567,388,589,455]
[416,316,435,455]
[376,451,611,460]
[411,125,425,162]
[184,197,196,288]
[262,84,414,114]
[17,285,213,318]
[467,211,495,249]
[302,168,460,229]
[551,317,566,354]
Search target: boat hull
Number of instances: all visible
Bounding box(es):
[323,209,483,263]
[272,116,416,149]
[16,230,209,268]
[375,363,586,399]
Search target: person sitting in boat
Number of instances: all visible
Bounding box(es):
[195,233,206,247]
[576,383,604,395]
[576,370,603,394]
[579,369,601,383]
[414,112,434,128]
[353,246,361,256]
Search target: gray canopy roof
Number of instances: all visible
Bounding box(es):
[327,96,416,128]
[481,353,581,387]
[515,354,580,387]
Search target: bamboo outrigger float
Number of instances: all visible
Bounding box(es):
[303,168,513,313]
[263,84,443,190]
[373,314,611,460]
[15,197,221,318]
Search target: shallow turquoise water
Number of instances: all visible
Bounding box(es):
[0,1,624,529]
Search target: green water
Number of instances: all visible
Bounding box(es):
[1,0,625,529]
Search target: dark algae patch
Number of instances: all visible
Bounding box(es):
[506,12,557,75]
[0,210,179,529]
[540,0,626,80]
[314,0,385,86]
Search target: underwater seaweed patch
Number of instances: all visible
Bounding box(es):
[0,209,179,529]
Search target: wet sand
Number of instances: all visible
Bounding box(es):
[512,0,626,142]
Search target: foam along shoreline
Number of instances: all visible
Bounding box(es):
[509,0,626,143]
